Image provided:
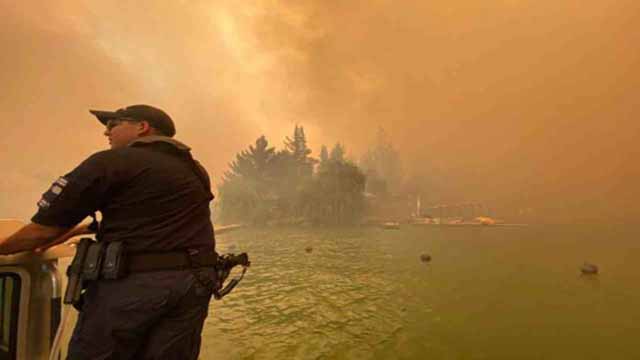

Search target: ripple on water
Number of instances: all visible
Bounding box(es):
[204,227,410,359]
[203,225,640,359]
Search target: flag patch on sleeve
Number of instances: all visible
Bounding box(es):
[38,198,50,209]
[40,176,69,206]
[55,177,68,187]
[51,185,63,195]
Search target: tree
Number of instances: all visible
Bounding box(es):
[319,145,329,164]
[218,127,368,226]
[223,135,275,183]
[219,136,277,224]
[307,159,366,225]
[305,143,366,225]
[283,125,316,178]
[284,125,311,160]
[329,143,345,162]
[277,125,317,218]
[360,127,402,196]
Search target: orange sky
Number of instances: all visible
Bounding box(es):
[1,1,638,222]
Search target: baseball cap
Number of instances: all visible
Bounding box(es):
[89,104,176,137]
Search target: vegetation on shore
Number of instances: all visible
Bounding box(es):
[217,126,402,226]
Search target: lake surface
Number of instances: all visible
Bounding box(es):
[200,224,640,359]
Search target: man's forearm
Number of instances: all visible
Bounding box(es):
[40,223,94,248]
[0,223,70,255]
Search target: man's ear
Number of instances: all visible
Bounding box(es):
[137,121,153,135]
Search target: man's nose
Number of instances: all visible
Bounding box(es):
[103,128,110,136]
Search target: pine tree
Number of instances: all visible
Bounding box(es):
[219,136,277,224]
[330,143,345,162]
[224,136,275,182]
[319,145,329,164]
[360,127,402,195]
[283,125,316,178]
[284,125,310,160]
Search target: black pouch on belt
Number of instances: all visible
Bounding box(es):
[82,242,105,281]
[102,242,127,280]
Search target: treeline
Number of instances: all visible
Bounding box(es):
[218,126,367,225]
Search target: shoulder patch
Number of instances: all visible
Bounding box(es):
[42,176,69,204]
[38,198,50,209]
[55,177,69,187]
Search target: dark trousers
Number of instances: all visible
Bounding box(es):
[67,269,215,360]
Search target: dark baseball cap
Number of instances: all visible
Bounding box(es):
[89,104,176,137]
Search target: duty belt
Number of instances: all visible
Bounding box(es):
[64,239,251,308]
[127,250,251,300]
[127,250,218,273]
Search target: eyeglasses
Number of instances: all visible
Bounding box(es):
[105,118,139,131]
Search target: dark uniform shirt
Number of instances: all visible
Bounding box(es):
[32,136,215,253]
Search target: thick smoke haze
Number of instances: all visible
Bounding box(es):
[1,1,638,222]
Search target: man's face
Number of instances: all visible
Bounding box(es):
[104,119,143,149]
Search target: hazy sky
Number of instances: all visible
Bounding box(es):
[1,1,638,222]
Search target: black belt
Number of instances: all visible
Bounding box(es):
[127,250,218,273]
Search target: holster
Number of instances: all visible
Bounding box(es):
[63,238,94,308]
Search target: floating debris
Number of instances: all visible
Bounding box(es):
[305,246,313,253]
[382,222,400,230]
[420,254,431,263]
[215,223,244,235]
[581,262,598,275]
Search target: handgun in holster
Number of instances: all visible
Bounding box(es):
[64,239,106,310]
[63,238,93,306]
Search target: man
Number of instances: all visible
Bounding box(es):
[0,104,217,359]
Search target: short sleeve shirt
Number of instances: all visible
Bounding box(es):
[32,138,215,253]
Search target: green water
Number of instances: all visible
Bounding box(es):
[200,225,640,359]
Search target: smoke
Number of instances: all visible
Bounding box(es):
[244,0,640,221]
[1,1,639,222]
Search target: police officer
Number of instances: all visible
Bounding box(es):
[0,104,217,359]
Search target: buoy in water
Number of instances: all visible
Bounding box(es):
[581,262,598,275]
[420,254,431,263]
[305,246,313,253]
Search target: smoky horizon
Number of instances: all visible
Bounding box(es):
[1,1,639,223]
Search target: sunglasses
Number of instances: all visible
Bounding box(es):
[105,118,140,131]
